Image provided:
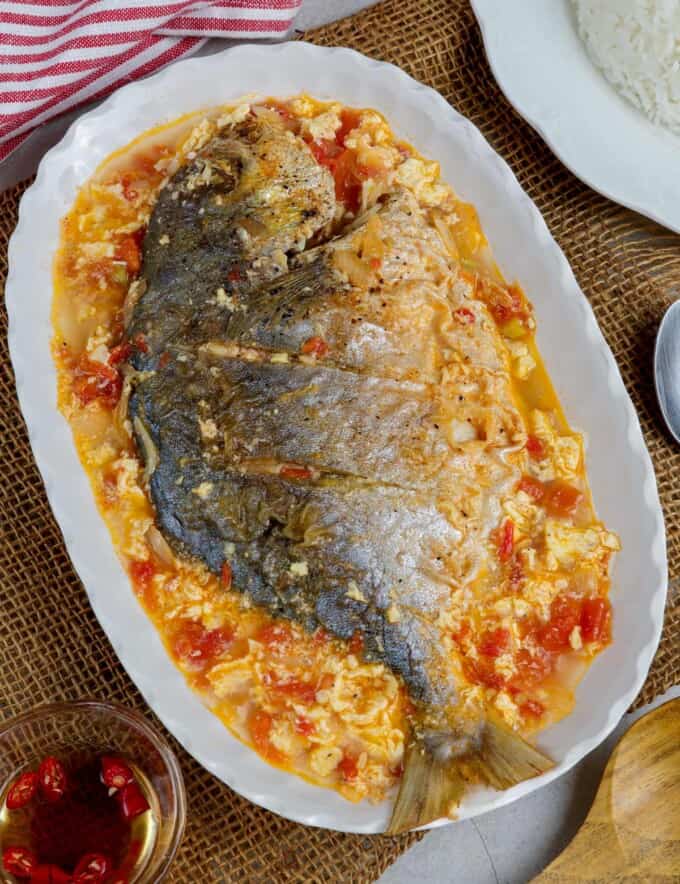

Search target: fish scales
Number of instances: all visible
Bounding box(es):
[126,112,553,832]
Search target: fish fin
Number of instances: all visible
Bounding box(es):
[386,736,466,835]
[471,719,554,790]
[386,722,553,834]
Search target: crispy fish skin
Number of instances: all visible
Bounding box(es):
[127,116,553,832]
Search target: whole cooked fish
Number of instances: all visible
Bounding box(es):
[126,109,552,832]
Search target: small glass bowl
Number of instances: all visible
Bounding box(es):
[0,700,186,882]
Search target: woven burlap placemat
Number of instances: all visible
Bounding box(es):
[1,1,678,881]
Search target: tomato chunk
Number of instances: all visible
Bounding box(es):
[526,434,546,460]
[248,709,283,763]
[497,519,514,562]
[479,627,511,658]
[38,756,67,803]
[336,108,363,146]
[544,480,583,517]
[265,673,317,704]
[100,756,134,791]
[116,782,149,821]
[517,475,546,503]
[300,336,329,358]
[73,356,122,408]
[349,630,364,656]
[2,846,36,878]
[580,597,611,643]
[512,648,553,688]
[129,560,155,593]
[255,622,292,650]
[463,657,507,690]
[338,752,359,781]
[537,595,581,651]
[6,771,38,809]
[114,235,141,274]
[172,619,234,669]
[520,699,545,719]
[295,716,315,737]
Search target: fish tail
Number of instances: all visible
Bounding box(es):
[386,721,553,834]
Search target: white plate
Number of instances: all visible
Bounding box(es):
[6,42,667,833]
[472,0,680,234]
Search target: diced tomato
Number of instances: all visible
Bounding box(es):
[336,108,363,147]
[28,864,71,884]
[451,619,471,645]
[337,752,359,781]
[479,627,511,658]
[100,756,134,791]
[526,434,546,460]
[2,845,36,878]
[517,475,546,504]
[265,673,317,704]
[520,699,545,719]
[108,341,132,367]
[308,138,342,168]
[279,464,313,481]
[580,597,611,644]
[38,756,67,803]
[114,235,141,275]
[463,657,507,690]
[454,307,476,325]
[221,561,233,589]
[255,622,292,650]
[349,631,364,656]
[73,356,122,408]
[537,595,581,652]
[228,267,241,282]
[73,852,112,883]
[497,519,514,562]
[300,336,329,358]
[129,560,155,593]
[512,648,553,688]
[477,279,528,325]
[119,174,138,202]
[248,709,283,763]
[312,626,330,646]
[295,716,315,736]
[6,771,38,809]
[172,619,234,669]
[331,149,366,213]
[544,480,583,517]
[116,782,149,821]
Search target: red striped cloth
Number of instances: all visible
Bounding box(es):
[0,0,303,161]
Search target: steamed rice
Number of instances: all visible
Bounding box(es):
[572,0,680,134]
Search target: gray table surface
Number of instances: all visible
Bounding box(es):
[3,2,676,881]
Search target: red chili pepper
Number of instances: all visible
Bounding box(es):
[29,865,72,884]
[100,756,134,791]
[116,782,150,821]
[2,846,37,878]
[6,771,38,809]
[497,519,514,562]
[454,307,475,325]
[38,756,67,803]
[221,561,232,589]
[300,336,329,358]
[73,853,112,883]
[279,464,313,481]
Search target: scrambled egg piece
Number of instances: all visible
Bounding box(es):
[544,519,620,569]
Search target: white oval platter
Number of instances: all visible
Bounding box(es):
[6,41,666,833]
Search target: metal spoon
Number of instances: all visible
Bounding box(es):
[654,300,680,444]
